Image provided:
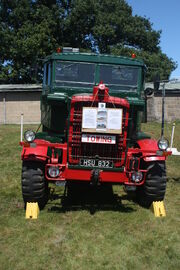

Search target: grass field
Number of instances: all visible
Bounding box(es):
[0,122,179,270]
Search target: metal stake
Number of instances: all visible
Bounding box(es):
[20,113,24,142]
[161,83,165,139]
[170,123,175,149]
[3,97,6,124]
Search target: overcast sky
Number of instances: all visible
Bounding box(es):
[126,0,180,78]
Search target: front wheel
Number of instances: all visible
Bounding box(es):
[22,161,49,209]
[136,161,167,208]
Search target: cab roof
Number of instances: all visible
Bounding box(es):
[44,52,145,67]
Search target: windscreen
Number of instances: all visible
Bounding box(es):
[99,64,139,91]
[55,61,95,88]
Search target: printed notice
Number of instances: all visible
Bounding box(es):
[107,109,122,131]
[96,107,107,130]
[82,108,97,129]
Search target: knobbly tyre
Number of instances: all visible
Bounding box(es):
[20,47,171,210]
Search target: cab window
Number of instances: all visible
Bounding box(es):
[43,62,51,86]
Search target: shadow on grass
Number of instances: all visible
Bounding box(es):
[47,184,136,215]
[167,177,180,183]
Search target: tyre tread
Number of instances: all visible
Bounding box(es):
[136,161,167,207]
[21,161,48,209]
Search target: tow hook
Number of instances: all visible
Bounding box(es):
[90,169,101,185]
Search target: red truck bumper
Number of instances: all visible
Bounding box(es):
[20,139,171,186]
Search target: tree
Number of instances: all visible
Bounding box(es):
[0,0,177,83]
[0,0,64,83]
[110,44,176,81]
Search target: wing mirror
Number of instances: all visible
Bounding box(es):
[144,72,160,97]
[153,73,160,91]
[144,87,154,96]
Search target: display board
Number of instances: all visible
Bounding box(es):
[82,105,123,134]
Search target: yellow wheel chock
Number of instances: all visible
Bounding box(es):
[25,202,39,219]
[151,201,166,217]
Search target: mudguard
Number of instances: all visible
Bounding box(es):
[21,140,49,162]
[137,139,166,161]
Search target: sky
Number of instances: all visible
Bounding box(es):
[126,0,180,78]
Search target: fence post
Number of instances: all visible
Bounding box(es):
[170,122,175,149]
[20,113,24,142]
[3,97,6,124]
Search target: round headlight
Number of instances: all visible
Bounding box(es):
[48,166,60,178]
[24,130,36,142]
[158,138,169,151]
[131,171,143,183]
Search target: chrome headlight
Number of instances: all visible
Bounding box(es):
[24,130,36,143]
[48,166,60,178]
[158,138,169,151]
[131,171,143,183]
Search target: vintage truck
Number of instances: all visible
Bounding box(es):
[20,48,170,209]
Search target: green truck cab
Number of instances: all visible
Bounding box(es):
[21,48,169,210]
[42,50,145,137]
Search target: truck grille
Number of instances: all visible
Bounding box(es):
[68,98,129,167]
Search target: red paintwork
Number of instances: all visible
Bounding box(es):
[20,139,49,162]
[20,140,68,163]
[20,137,170,185]
[143,156,166,162]
[20,86,171,185]
[136,139,166,161]
[71,91,130,109]
[68,85,130,167]
[45,164,146,186]
[137,139,158,152]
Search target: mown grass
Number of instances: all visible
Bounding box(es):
[0,123,179,270]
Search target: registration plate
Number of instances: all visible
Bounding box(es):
[80,159,113,168]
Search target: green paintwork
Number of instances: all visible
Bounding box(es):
[40,51,148,155]
[136,132,151,140]
[43,52,144,98]
[44,52,144,66]
[35,132,64,143]
[127,97,145,110]
[47,93,70,103]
